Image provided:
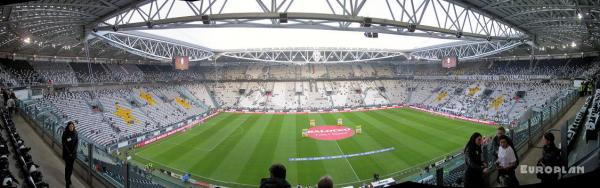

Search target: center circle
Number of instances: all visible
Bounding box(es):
[307,126,355,140]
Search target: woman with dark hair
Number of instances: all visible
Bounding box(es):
[464,132,488,187]
[62,121,78,188]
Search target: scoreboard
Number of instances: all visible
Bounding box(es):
[441,56,457,68]
[173,56,189,70]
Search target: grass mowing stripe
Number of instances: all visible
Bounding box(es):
[295,114,328,186]
[235,114,285,183]
[319,113,360,181]
[340,112,415,169]
[207,114,275,182]
[367,110,457,152]
[132,109,499,186]
[391,108,497,141]
[320,113,386,181]
[311,113,361,183]
[160,114,252,168]
[355,111,440,160]
[335,112,395,179]
[272,114,299,184]
[170,114,254,168]
[186,114,262,178]
[387,109,487,141]
[149,113,243,162]
[135,113,234,157]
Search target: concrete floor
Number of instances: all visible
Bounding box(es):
[511,97,587,185]
[11,113,91,188]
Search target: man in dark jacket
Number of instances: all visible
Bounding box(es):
[260,163,291,188]
[537,132,561,183]
[62,121,78,188]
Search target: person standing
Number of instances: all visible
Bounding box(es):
[537,132,561,184]
[317,176,333,188]
[491,127,517,164]
[1,89,8,106]
[464,132,488,188]
[62,121,79,188]
[495,135,519,187]
[6,96,15,116]
[260,163,291,188]
[0,92,4,112]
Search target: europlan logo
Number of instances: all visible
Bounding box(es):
[520,165,585,174]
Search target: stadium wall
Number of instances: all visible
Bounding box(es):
[133,111,221,148]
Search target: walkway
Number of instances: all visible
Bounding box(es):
[512,97,587,185]
[12,113,93,188]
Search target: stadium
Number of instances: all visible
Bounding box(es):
[0,0,599,188]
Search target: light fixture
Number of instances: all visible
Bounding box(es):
[202,15,210,24]
[279,13,288,23]
[571,41,576,47]
[578,13,583,19]
[23,37,31,44]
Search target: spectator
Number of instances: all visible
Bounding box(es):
[62,121,79,188]
[317,176,333,188]
[6,96,15,116]
[260,163,291,188]
[491,127,517,163]
[0,93,4,111]
[536,132,561,184]
[495,135,519,187]
[464,132,488,188]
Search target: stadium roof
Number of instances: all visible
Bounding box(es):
[139,28,459,51]
[0,0,597,63]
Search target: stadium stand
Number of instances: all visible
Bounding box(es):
[2,55,598,188]
[1,112,49,188]
[4,0,600,187]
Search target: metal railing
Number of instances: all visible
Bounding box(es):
[415,89,579,187]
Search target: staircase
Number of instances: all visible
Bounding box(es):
[128,94,145,107]
[178,87,209,110]
[325,64,331,79]
[202,83,219,108]
[406,86,414,104]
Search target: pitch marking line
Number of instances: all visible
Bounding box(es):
[135,155,256,187]
[334,140,361,181]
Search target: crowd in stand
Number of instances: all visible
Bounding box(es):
[1,57,585,148]
[0,56,596,187]
[1,57,599,87]
[23,85,212,147]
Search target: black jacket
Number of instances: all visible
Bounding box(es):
[464,145,485,187]
[62,130,78,161]
[260,177,291,188]
[537,143,561,181]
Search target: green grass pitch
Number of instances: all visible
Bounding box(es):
[132,108,496,187]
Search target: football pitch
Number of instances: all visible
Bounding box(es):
[132,108,496,187]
